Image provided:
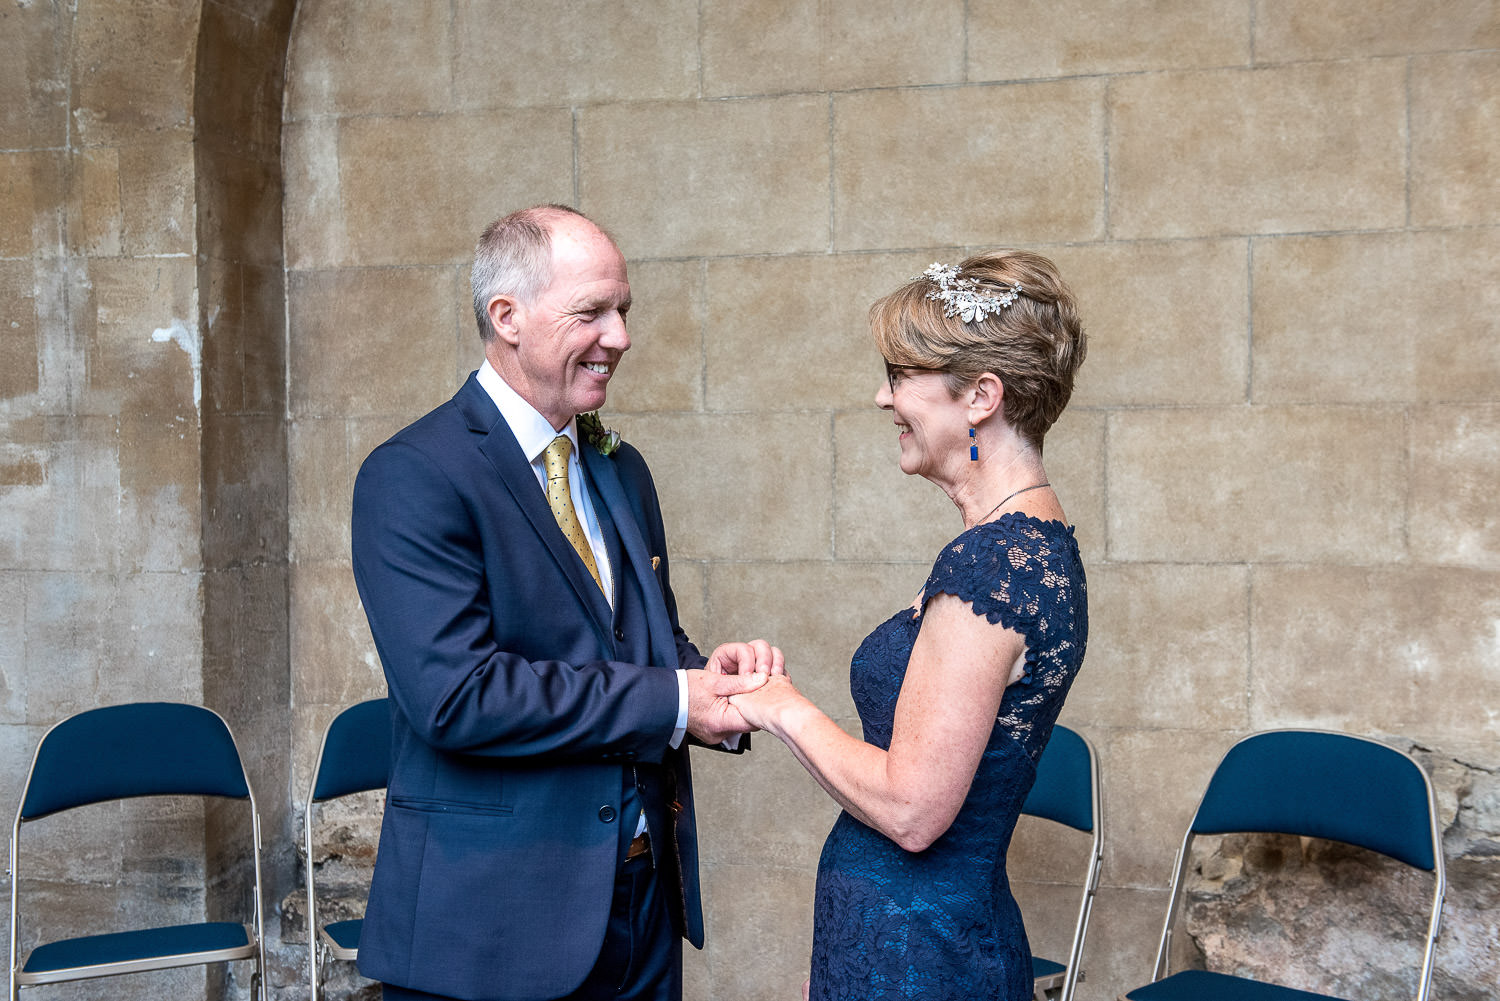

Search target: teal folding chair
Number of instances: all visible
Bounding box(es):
[1121,729,1445,1001]
[1020,724,1103,1001]
[8,702,265,1000]
[304,698,390,1001]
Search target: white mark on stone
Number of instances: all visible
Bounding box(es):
[151,318,201,411]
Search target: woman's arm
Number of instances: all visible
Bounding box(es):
[730,593,1026,852]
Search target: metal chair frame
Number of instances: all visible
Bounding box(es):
[7,702,266,1001]
[1020,724,1103,1001]
[1123,728,1446,1001]
[303,698,389,1001]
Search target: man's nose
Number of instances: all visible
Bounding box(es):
[601,311,630,352]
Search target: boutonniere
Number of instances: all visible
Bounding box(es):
[577,411,621,457]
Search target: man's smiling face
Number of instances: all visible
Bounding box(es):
[494,213,632,430]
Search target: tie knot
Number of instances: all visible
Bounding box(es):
[543,434,573,480]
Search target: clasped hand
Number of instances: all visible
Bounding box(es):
[685,639,785,745]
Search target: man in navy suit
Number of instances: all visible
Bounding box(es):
[351,204,782,1001]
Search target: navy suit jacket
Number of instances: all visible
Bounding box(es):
[351,373,718,1001]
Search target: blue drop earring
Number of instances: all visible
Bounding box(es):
[969,427,978,461]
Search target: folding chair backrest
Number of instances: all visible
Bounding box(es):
[1018,724,1102,1001]
[20,702,250,820]
[311,699,390,803]
[10,702,265,1001]
[305,698,389,1001]
[1022,724,1095,833]
[1192,730,1436,870]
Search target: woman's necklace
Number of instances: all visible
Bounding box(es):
[974,482,1050,525]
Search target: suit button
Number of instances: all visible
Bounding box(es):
[614,628,625,642]
[598,805,616,823]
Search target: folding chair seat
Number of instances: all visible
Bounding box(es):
[1121,729,1445,1001]
[7,702,265,1000]
[304,698,390,1001]
[1018,724,1103,1001]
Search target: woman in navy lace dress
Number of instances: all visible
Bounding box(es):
[730,251,1088,1001]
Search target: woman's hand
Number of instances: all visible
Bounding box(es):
[728,674,809,736]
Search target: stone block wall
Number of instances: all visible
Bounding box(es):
[0,1,1495,1000]
[280,3,1499,1000]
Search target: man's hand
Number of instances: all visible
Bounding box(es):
[704,639,786,677]
[685,669,768,745]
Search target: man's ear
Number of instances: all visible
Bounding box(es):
[487,295,522,346]
[967,372,1005,425]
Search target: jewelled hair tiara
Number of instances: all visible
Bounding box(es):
[917,263,1022,324]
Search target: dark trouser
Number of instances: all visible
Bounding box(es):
[381,850,680,1001]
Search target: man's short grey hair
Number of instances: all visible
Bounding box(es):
[470,204,588,342]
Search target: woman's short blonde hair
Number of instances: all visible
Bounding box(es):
[870,250,1087,449]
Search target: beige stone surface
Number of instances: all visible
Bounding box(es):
[833,408,963,563]
[1251,565,1500,737]
[693,732,843,870]
[1097,727,1232,888]
[284,0,453,119]
[0,151,64,260]
[834,81,1105,250]
[686,860,819,1001]
[287,267,458,418]
[605,258,704,415]
[338,111,576,267]
[0,0,68,149]
[0,262,40,401]
[0,419,120,573]
[75,147,123,256]
[1411,51,1500,228]
[453,0,700,108]
[1043,409,1107,564]
[703,560,918,714]
[580,96,830,259]
[291,561,386,708]
[1409,405,1500,570]
[1071,563,1250,730]
[1254,0,1500,60]
[1110,62,1407,238]
[701,0,822,97]
[194,149,285,271]
[1252,229,1500,404]
[614,412,834,561]
[69,0,196,146]
[0,574,26,724]
[84,257,199,418]
[821,0,964,91]
[1107,407,1406,563]
[117,140,194,257]
[705,251,925,412]
[119,412,202,571]
[1052,239,1249,407]
[971,0,1249,80]
[289,417,356,564]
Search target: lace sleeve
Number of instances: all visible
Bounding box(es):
[921,515,1087,691]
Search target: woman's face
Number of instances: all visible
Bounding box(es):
[875,363,971,488]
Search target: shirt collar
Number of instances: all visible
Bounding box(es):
[476,360,577,464]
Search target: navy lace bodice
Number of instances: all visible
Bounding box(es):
[809,514,1088,1001]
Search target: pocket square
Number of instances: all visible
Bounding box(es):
[651,556,661,571]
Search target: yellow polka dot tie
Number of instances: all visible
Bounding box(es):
[542,435,603,593]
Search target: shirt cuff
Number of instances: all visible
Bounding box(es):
[670,669,688,749]
[671,669,743,751]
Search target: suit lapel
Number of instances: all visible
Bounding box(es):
[457,376,614,632]
[581,443,678,669]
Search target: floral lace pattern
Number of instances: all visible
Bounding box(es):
[811,515,1087,1001]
